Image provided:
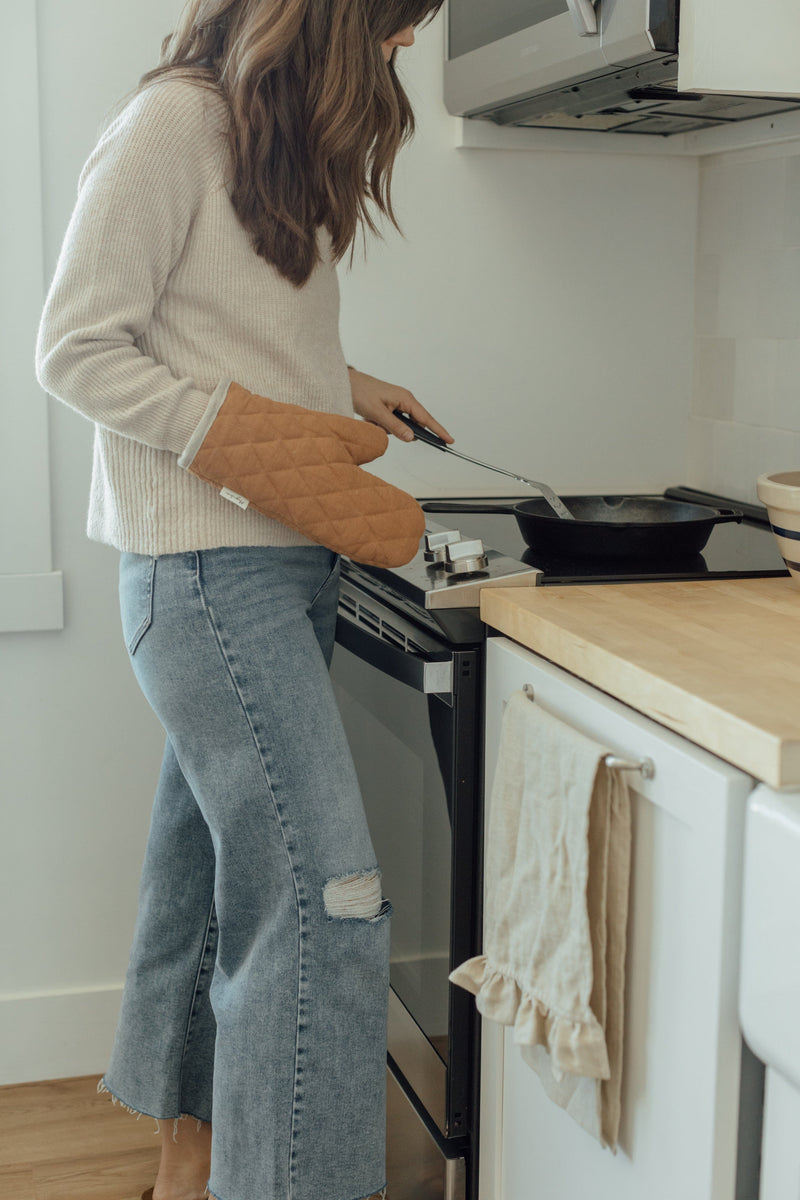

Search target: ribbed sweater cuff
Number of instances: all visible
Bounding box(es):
[178,379,233,468]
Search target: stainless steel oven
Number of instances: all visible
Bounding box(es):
[330,577,484,1200]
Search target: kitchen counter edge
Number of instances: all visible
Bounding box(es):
[480,577,800,790]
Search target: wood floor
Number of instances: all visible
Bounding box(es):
[0,1072,446,1199]
[0,1076,160,1200]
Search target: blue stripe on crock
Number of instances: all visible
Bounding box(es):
[770,522,800,540]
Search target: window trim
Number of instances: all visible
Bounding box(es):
[1,0,63,633]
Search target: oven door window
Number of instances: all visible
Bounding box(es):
[331,642,454,1061]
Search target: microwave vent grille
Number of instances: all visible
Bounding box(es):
[483,55,800,135]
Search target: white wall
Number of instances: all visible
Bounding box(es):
[0,5,62,635]
[689,141,800,502]
[1,3,697,1084]
[0,0,185,1085]
[340,25,699,499]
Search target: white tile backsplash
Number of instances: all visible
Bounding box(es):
[693,338,735,418]
[687,415,715,483]
[774,339,800,430]
[733,158,787,250]
[783,154,800,246]
[694,254,721,337]
[697,164,742,255]
[760,247,800,339]
[715,247,769,337]
[732,338,777,425]
[690,141,800,502]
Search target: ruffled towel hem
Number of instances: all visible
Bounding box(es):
[450,955,610,1083]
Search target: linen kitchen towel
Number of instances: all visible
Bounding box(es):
[449,689,631,1149]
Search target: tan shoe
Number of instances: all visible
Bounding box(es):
[141,1190,209,1200]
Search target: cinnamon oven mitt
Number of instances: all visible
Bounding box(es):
[178,381,425,567]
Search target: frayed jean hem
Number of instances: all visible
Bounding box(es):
[349,1185,388,1200]
[207,1187,387,1200]
[98,1077,208,1140]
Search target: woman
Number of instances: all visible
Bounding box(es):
[35,2,449,1198]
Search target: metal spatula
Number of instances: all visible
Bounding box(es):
[393,412,575,520]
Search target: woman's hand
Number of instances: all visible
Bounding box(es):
[348,367,454,445]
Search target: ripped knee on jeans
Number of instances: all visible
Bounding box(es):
[323,869,384,920]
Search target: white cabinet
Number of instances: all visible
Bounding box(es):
[739,787,800,1200]
[678,0,800,97]
[479,637,759,1200]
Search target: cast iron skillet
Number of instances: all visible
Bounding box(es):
[394,413,743,560]
[422,495,743,560]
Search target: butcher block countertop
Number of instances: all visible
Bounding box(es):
[480,577,800,790]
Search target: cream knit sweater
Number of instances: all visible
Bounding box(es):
[36,79,355,555]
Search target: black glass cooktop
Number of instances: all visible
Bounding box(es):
[421,486,789,586]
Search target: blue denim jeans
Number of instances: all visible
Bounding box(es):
[103,546,390,1200]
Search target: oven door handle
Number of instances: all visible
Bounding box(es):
[335,613,454,696]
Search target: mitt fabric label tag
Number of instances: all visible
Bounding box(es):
[220,487,250,510]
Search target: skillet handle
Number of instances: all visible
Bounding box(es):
[393,410,450,450]
[714,508,744,524]
[421,500,519,515]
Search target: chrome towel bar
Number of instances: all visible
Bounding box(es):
[521,683,655,780]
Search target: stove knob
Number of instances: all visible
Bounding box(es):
[424,529,462,563]
[442,538,489,575]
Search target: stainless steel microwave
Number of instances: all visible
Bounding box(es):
[444,0,800,136]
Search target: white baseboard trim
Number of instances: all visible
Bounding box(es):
[0,571,64,633]
[0,985,122,1084]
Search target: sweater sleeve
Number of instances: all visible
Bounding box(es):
[35,82,229,456]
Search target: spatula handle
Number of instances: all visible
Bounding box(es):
[394,410,574,519]
[393,411,449,449]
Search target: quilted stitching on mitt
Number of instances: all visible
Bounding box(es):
[183,383,425,567]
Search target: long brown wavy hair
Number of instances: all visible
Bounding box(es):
[140,0,443,285]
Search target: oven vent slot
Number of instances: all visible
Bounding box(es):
[357,604,381,634]
[341,594,429,657]
[339,593,358,617]
[380,622,425,654]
